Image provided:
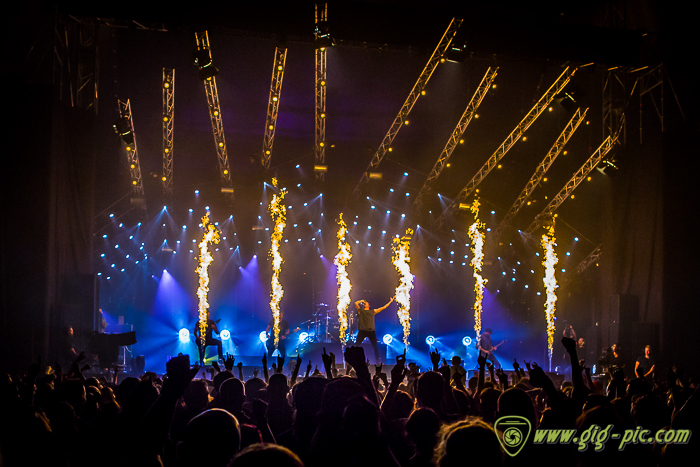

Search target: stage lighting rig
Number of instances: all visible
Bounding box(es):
[314,3,329,181]
[194,31,233,201]
[194,48,218,81]
[525,133,618,236]
[352,18,463,197]
[162,68,175,195]
[262,47,287,170]
[414,67,498,213]
[492,108,588,243]
[437,66,577,229]
[116,99,144,197]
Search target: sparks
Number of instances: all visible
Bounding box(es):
[196,212,220,341]
[541,221,558,371]
[392,228,414,346]
[334,214,352,345]
[269,178,287,348]
[468,199,488,340]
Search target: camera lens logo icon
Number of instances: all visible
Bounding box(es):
[503,427,523,447]
[495,416,532,457]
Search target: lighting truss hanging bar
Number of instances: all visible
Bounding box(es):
[602,67,627,146]
[413,67,498,213]
[314,4,328,181]
[436,66,577,228]
[492,107,588,242]
[262,47,287,170]
[162,68,175,195]
[352,17,464,197]
[117,99,144,197]
[195,31,233,199]
[524,134,618,236]
[574,243,602,276]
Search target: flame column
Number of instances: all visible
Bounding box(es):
[334,214,352,345]
[392,228,414,346]
[468,199,488,340]
[268,178,287,347]
[541,221,558,371]
[196,213,220,340]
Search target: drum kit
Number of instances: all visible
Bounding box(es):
[295,303,357,345]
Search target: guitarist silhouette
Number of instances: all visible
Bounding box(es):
[478,328,505,369]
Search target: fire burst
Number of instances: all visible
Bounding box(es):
[268,178,287,347]
[196,212,220,341]
[392,228,414,346]
[334,214,352,345]
[541,221,558,371]
[468,199,488,339]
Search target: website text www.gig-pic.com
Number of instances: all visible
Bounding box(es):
[494,415,692,457]
[532,425,691,452]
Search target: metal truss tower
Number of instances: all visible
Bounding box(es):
[492,107,588,242]
[574,243,602,276]
[195,31,233,200]
[314,4,328,181]
[524,134,618,236]
[436,66,576,228]
[162,68,175,195]
[262,48,287,170]
[54,16,99,113]
[413,67,498,213]
[117,99,144,197]
[351,17,464,197]
[602,67,628,146]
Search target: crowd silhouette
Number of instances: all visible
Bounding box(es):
[1,336,697,466]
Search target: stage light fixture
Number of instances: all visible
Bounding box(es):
[298,332,309,342]
[259,331,268,343]
[383,334,393,345]
[462,336,472,346]
[425,335,436,345]
[220,330,230,340]
[179,328,190,343]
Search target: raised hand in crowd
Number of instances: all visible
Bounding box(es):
[224,352,235,371]
[291,355,302,385]
[305,360,312,378]
[253,367,260,378]
[322,347,333,379]
[277,355,285,374]
[262,354,270,383]
[212,361,221,373]
[430,349,441,370]
[237,361,244,380]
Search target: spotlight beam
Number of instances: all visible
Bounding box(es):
[492,107,588,242]
[437,66,577,228]
[352,17,463,197]
[414,67,498,213]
